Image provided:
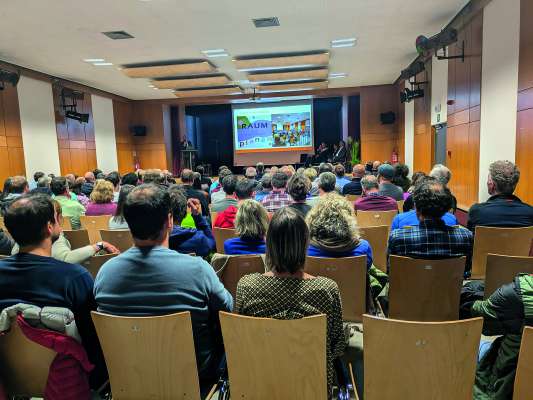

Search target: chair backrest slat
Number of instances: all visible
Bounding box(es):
[213,227,238,254]
[359,225,389,273]
[82,253,118,278]
[63,229,91,250]
[91,311,201,400]
[100,230,134,253]
[305,256,366,322]
[514,326,533,400]
[471,226,533,279]
[80,215,112,243]
[356,210,397,229]
[363,315,483,400]
[220,255,265,299]
[484,254,533,299]
[220,312,327,400]
[346,194,361,203]
[389,255,465,321]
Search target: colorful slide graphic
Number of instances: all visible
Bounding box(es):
[233,103,313,153]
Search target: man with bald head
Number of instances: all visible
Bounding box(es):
[82,171,95,196]
[342,164,365,195]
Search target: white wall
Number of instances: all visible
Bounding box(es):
[479,0,521,201]
[17,76,61,177]
[404,81,415,174]
[431,56,448,126]
[92,94,118,173]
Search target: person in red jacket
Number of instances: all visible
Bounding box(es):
[214,178,256,228]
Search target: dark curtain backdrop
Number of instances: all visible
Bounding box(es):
[182,97,359,171]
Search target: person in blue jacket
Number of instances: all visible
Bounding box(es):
[391,209,457,230]
[224,199,269,255]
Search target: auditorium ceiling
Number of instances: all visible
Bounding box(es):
[0,0,468,100]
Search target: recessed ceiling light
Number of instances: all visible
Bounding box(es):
[329,73,348,79]
[93,62,114,66]
[83,58,105,63]
[148,84,155,88]
[331,38,357,48]
[201,49,229,58]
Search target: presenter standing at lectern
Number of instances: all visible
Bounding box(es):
[180,135,195,170]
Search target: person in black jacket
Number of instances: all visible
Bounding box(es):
[180,169,209,217]
[0,229,14,255]
[331,140,347,164]
[467,160,533,231]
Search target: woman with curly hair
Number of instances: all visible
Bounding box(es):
[306,193,373,269]
[85,179,117,216]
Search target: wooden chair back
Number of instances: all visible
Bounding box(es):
[63,229,90,250]
[356,210,397,228]
[346,194,361,203]
[359,225,389,273]
[397,200,404,212]
[220,255,265,298]
[305,256,366,322]
[213,227,238,254]
[210,211,218,227]
[0,318,56,397]
[82,253,118,278]
[514,326,533,400]
[363,315,482,400]
[389,255,465,321]
[91,311,201,400]
[485,254,533,299]
[80,215,112,243]
[471,226,533,279]
[220,312,327,400]
[60,216,72,230]
[100,229,134,252]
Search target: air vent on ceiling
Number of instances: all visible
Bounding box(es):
[252,17,280,28]
[102,31,135,40]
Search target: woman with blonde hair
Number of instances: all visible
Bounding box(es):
[306,193,373,269]
[85,179,117,216]
[224,199,269,255]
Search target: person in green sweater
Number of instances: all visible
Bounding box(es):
[50,176,85,229]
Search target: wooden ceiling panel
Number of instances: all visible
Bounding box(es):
[257,80,328,92]
[174,86,243,97]
[248,68,328,83]
[122,61,216,78]
[153,75,231,89]
[235,53,329,71]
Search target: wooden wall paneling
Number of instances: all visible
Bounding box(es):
[515,109,533,203]
[469,13,483,107]
[413,61,433,173]
[113,101,136,174]
[0,84,25,184]
[396,82,405,163]
[453,16,471,113]
[518,0,533,92]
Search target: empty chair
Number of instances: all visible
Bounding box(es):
[80,215,112,244]
[220,312,327,400]
[356,210,397,228]
[388,255,465,321]
[91,311,202,400]
[305,256,366,322]
[346,194,361,203]
[484,254,533,299]
[0,318,56,398]
[359,225,389,273]
[213,227,237,254]
[63,229,90,250]
[514,326,533,400]
[219,255,265,298]
[100,229,134,253]
[363,315,483,400]
[471,226,533,279]
[82,253,118,278]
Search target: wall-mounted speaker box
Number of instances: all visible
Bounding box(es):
[130,125,147,136]
[380,111,396,125]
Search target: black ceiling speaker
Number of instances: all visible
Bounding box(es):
[130,125,147,136]
[380,111,396,125]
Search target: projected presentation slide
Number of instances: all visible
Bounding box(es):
[233,103,313,153]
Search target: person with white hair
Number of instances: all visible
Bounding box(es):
[429,164,457,212]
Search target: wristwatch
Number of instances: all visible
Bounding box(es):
[95,242,105,252]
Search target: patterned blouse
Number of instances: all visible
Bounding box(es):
[235,273,346,392]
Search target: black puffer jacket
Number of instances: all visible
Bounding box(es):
[0,229,14,255]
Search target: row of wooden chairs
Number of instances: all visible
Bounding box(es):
[2,309,532,399]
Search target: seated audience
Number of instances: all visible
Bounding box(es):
[331,140,347,164]
[214,178,256,228]
[334,164,351,190]
[467,160,533,231]
[29,171,45,190]
[195,165,212,192]
[371,160,382,176]
[180,169,209,217]
[245,166,257,182]
[304,167,318,185]
[81,171,95,196]
[109,184,135,230]
[0,176,29,216]
[310,163,333,196]
[254,173,272,202]
[70,177,90,207]
[210,168,233,203]
[388,180,473,273]
[212,174,239,213]
[402,171,427,212]
[143,169,165,185]
[261,172,291,212]
[342,163,365,196]
[377,164,404,200]
[105,171,121,202]
[168,189,215,257]
[307,172,337,207]
[354,175,398,211]
[429,164,457,212]
[121,172,139,186]
[209,166,230,194]
[255,162,265,181]
[288,173,312,217]
[192,172,205,194]
[31,176,52,196]
[0,193,106,387]
[85,180,117,216]
[307,194,373,269]
[392,163,411,193]
[235,207,344,394]
[467,273,533,399]
[51,176,85,229]
[0,228,14,255]
[281,165,295,178]
[94,184,232,393]
[224,199,268,255]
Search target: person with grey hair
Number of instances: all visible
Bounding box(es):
[354,175,398,211]
[467,160,532,231]
[307,172,337,207]
[429,164,451,185]
[255,173,272,202]
[31,176,52,196]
